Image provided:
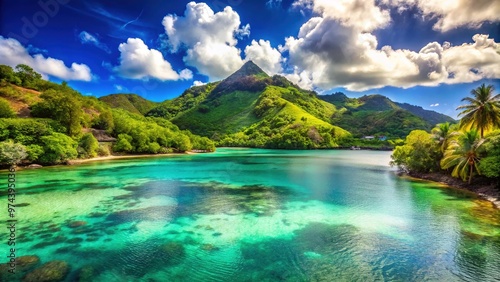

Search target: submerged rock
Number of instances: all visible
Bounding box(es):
[17,256,40,270]
[16,256,40,267]
[0,255,40,280]
[201,244,220,252]
[70,226,95,235]
[66,237,84,244]
[86,236,99,242]
[77,265,95,282]
[87,212,105,218]
[157,242,186,266]
[67,221,87,228]
[161,242,186,258]
[183,236,198,245]
[23,260,69,282]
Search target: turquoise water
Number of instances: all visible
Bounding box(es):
[1,148,499,281]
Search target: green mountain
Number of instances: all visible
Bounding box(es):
[94,61,456,148]
[99,93,158,115]
[147,61,350,149]
[319,93,455,138]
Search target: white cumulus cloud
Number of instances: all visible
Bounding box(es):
[192,80,206,87]
[384,0,500,32]
[441,34,500,83]
[162,1,248,80]
[244,39,283,74]
[293,0,391,32]
[113,38,192,81]
[0,36,92,81]
[284,0,500,91]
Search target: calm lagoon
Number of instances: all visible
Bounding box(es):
[1,148,499,281]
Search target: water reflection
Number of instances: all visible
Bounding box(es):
[0,149,498,281]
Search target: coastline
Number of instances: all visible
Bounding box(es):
[403,171,500,209]
[65,152,195,165]
[10,148,499,209]
[7,152,199,170]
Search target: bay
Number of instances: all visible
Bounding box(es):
[1,148,499,281]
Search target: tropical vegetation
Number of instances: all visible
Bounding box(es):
[0,64,216,166]
[139,61,453,149]
[457,84,500,138]
[392,84,500,185]
[321,93,455,138]
[0,56,496,210]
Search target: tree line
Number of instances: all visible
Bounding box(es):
[0,64,215,166]
[391,84,500,184]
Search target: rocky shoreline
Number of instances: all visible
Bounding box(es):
[404,171,500,209]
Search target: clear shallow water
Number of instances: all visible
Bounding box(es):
[0,148,499,281]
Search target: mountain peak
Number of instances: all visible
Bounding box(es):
[211,61,269,96]
[226,61,268,81]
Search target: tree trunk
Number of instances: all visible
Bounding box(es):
[481,128,484,139]
[468,163,473,184]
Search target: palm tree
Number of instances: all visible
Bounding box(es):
[441,130,484,184]
[432,122,452,153]
[457,84,500,138]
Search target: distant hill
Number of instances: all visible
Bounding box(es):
[319,93,455,138]
[394,102,455,126]
[99,93,158,115]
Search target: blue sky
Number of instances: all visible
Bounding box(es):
[1,0,499,118]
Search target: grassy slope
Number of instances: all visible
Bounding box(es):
[173,90,261,136]
[0,84,41,116]
[99,94,158,115]
[275,98,349,137]
[172,83,351,140]
[267,85,337,122]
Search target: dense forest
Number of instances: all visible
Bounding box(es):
[0,60,473,171]
[320,93,455,138]
[135,61,453,150]
[0,64,215,166]
[391,84,500,185]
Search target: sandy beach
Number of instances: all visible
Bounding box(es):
[65,152,197,165]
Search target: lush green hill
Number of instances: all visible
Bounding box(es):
[319,93,455,138]
[146,82,218,120]
[147,61,350,148]
[99,93,158,115]
[0,64,215,166]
